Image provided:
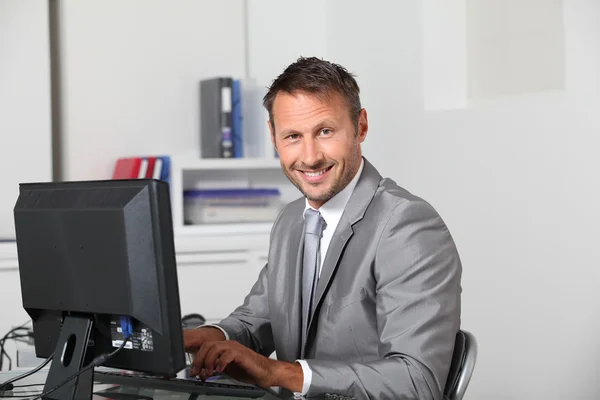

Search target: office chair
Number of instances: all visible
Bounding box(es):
[443,330,478,400]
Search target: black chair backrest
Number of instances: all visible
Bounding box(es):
[443,330,466,398]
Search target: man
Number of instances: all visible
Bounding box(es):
[184,57,462,399]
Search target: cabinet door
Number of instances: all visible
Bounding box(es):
[176,251,267,322]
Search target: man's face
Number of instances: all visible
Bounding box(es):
[269,91,368,209]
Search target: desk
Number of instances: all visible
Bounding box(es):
[0,369,305,400]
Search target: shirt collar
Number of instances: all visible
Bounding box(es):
[303,158,365,227]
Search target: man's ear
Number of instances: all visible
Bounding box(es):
[357,108,369,143]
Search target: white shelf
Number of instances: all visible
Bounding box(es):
[175,222,273,237]
[174,157,281,171]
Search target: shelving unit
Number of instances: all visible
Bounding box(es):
[174,157,281,171]
[169,156,300,238]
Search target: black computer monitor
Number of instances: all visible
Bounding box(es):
[13,179,185,400]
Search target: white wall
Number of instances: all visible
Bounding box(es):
[246,0,328,86]
[57,0,247,181]
[421,0,468,111]
[0,0,52,239]
[320,1,600,399]
[250,0,600,398]
[244,0,329,147]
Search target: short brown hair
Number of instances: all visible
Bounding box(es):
[263,56,362,132]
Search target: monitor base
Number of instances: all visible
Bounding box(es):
[43,315,94,400]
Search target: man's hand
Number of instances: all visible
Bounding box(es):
[189,340,303,392]
[183,327,226,354]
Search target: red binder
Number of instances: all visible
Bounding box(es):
[145,157,156,178]
[112,158,142,179]
[112,156,167,180]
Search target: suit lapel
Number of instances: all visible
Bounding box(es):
[286,216,304,359]
[311,220,353,318]
[305,158,382,340]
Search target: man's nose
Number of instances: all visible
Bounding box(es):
[302,138,323,167]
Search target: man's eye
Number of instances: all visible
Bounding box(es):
[286,134,300,140]
[319,129,332,135]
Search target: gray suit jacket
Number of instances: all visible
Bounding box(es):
[218,158,462,399]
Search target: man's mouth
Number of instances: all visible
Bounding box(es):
[298,166,333,182]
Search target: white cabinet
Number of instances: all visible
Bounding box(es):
[174,233,270,322]
[0,242,30,369]
[176,249,268,321]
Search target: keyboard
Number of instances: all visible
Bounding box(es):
[93,370,266,398]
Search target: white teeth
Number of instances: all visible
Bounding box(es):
[305,169,327,177]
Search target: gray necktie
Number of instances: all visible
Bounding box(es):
[302,208,324,343]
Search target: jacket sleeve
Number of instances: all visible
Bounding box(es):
[214,203,295,357]
[215,262,275,357]
[305,199,462,399]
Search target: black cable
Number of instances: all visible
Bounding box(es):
[0,384,47,398]
[0,319,131,400]
[1,335,32,341]
[0,346,10,372]
[8,384,44,389]
[1,322,32,343]
[0,323,33,372]
[0,332,34,365]
[0,393,43,398]
[0,332,33,372]
[0,354,53,392]
[0,330,20,371]
[6,384,44,389]
[21,337,130,400]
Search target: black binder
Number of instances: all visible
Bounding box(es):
[200,77,234,158]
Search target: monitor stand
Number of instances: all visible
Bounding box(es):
[43,315,95,400]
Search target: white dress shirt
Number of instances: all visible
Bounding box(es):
[205,159,365,396]
[295,158,364,395]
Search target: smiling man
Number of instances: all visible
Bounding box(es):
[184,57,463,399]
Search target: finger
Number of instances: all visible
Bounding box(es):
[191,341,215,376]
[199,368,209,381]
[204,343,227,377]
[215,350,236,374]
